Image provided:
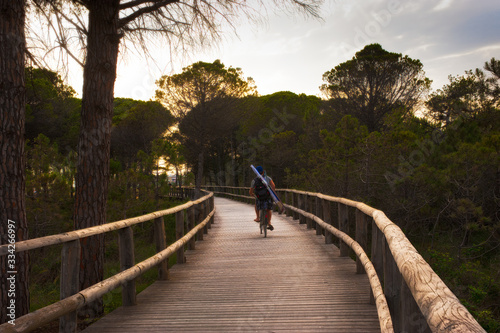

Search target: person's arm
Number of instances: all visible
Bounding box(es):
[269,179,276,191]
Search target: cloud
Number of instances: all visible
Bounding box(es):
[104,0,500,99]
[433,0,454,11]
[432,44,500,62]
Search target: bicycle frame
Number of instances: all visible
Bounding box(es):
[259,209,268,238]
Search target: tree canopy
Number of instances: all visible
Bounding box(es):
[426,58,500,126]
[111,98,175,166]
[155,59,255,194]
[155,59,256,119]
[321,43,431,131]
[25,67,81,153]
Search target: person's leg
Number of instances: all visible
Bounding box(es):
[254,201,260,221]
[266,210,274,230]
[267,209,272,225]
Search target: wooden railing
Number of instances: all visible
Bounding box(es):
[206,186,486,333]
[0,190,215,333]
[164,186,195,200]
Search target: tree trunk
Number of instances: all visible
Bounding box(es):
[175,166,181,187]
[74,0,120,319]
[0,0,30,323]
[231,136,239,187]
[195,150,204,198]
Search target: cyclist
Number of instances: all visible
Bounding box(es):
[249,166,275,231]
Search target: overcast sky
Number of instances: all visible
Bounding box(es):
[67,0,500,101]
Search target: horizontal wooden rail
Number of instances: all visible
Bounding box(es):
[206,185,485,333]
[0,190,214,333]
[0,191,197,255]
[162,187,195,200]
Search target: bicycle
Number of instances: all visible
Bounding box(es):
[259,208,268,238]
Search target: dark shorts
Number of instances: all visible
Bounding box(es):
[256,198,273,211]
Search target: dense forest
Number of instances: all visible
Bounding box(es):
[21,44,500,331]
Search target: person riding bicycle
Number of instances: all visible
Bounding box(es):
[249,166,275,231]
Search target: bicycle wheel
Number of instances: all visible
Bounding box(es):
[260,209,267,238]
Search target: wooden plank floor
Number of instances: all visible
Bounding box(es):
[83,197,380,332]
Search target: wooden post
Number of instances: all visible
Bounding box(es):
[322,199,333,244]
[205,198,211,230]
[210,196,215,225]
[119,226,136,306]
[197,202,204,240]
[154,217,169,280]
[384,238,402,332]
[276,190,282,213]
[292,192,299,220]
[187,205,195,250]
[370,221,384,305]
[199,202,205,239]
[59,240,80,332]
[338,203,349,257]
[176,209,185,264]
[285,191,291,217]
[401,277,432,332]
[355,209,368,274]
[306,194,313,229]
[315,196,323,236]
[299,193,306,224]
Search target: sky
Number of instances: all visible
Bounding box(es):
[66,0,500,101]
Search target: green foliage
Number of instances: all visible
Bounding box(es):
[427,248,500,332]
[28,141,187,317]
[111,98,175,166]
[26,134,75,237]
[155,60,255,116]
[29,245,63,312]
[301,115,369,195]
[235,91,322,185]
[426,58,500,127]
[321,43,430,131]
[25,67,81,154]
[155,59,256,189]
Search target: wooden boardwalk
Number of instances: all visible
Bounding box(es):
[83,197,380,332]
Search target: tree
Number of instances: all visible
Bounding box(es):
[26,134,74,238]
[426,58,500,128]
[306,115,368,196]
[156,60,254,196]
[111,99,175,167]
[321,43,430,132]
[154,139,185,187]
[426,71,487,126]
[25,66,80,153]
[29,0,321,318]
[0,0,30,323]
[484,58,500,106]
[238,91,322,184]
